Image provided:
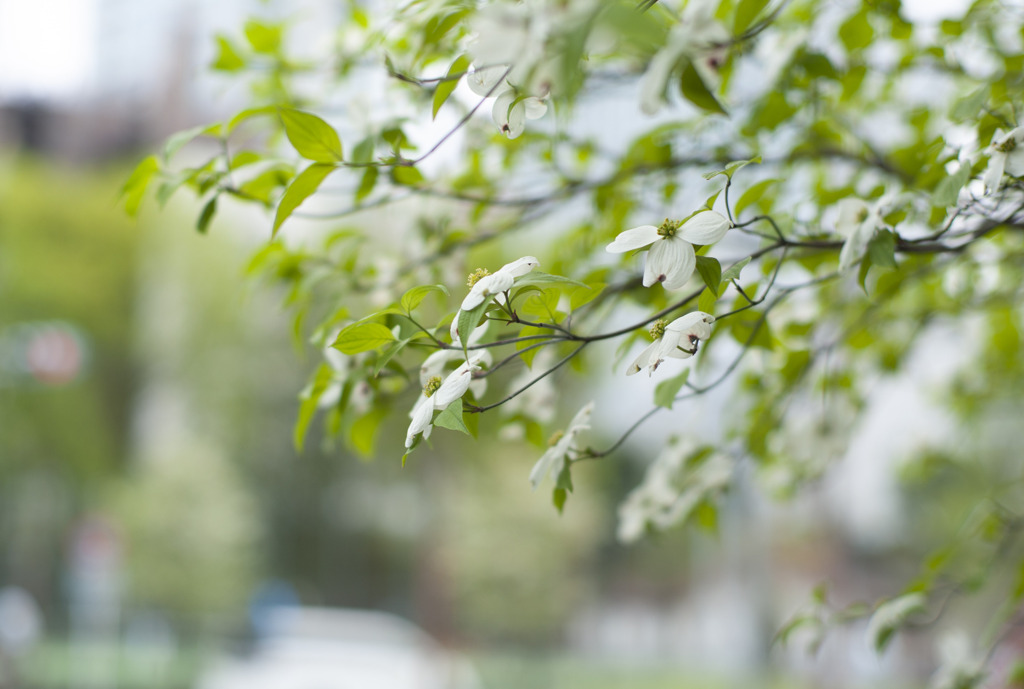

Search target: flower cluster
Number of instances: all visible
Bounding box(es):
[529,400,594,489]
[983,126,1024,194]
[606,211,731,289]
[628,311,715,376]
[468,66,547,140]
[450,256,539,343]
[406,351,490,449]
[834,195,896,272]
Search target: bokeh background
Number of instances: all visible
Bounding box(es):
[0,0,1010,688]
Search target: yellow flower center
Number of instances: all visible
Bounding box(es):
[423,376,442,397]
[656,218,681,238]
[648,319,667,340]
[995,136,1018,154]
[547,430,565,447]
[467,268,490,287]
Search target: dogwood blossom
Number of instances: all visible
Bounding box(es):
[982,127,1024,194]
[627,311,715,376]
[638,0,729,115]
[450,256,539,343]
[467,65,547,139]
[405,352,487,448]
[617,438,733,543]
[528,400,594,489]
[835,195,896,272]
[606,212,730,290]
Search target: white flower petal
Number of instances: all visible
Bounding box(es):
[420,349,459,386]
[529,446,561,489]
[433,359,480,408]
[406,395,435,448]
[492,89,516,128]
[646,238,696,290]
[504,101,526,139]
[666,311,715,340]
[606,225,660,253]
[523,97,547,120]
[467,66,507,96]
[497,256,540,278]
[983,152,1007,193]
[627,340,661,376]
[838,219,876,272]
[836,198,870,237]
[677,210,731,245]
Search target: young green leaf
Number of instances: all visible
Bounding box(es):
[197,196,218,234]
[654,368,690,409]
[680,62,727,115]
[734,178,778,216]
[212,36,245,71]
[400,284,450,313]
[720,256,752,286]
[121,155,159,217]
[695,256,722,296]
[332,321,397,355]
[273,163,336,236]
[867,230,897,269]
[734,0,771,34]
[434,399,471,435]
[432,55,471,119]
[279,108,344,163]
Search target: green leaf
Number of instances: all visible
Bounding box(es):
[391,166,425,186]
[121,155,159,217]
[728,308,773,350]
[680,61,727,115]
[279,108,344,163]
[839,10,874,52]
[734,179,778,216]
[654,368,691,409]
[456,301,490,354]
[434,399,470,435]
[569,283,605,311]
[552,487,568,514]
[163,123,220,162]
[703,156,762,181]
[950,86,988,122]
[867,229,897,269]
[332,322,397,355]
[511,272,589,289]
[228,106,276,133]
[373,338,410,378]
[698,288,718,315]
[432,55,471,119]
[197,197,217,234]
[695,256,722,296]
[355,167,378,203]
[932,164,971,208]
[212,36,245,71]
[294,364,333,452]
[734,0,770,33]
[244,20,281,54]
[350,407,387,458]
[720,256,752,286]
[401,284,450,313]
[273,163,336,236]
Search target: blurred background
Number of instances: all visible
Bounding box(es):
[0,0,1010,688]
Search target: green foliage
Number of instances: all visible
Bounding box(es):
[136,0,1024,675]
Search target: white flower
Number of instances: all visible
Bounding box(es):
[617,438,733,543]
[528,401,594,489]
[982,126,1024,194]
[628,311,715,376]
[468,65,547,139]
[638,0,729,115]
[405,352,487,448]
[606,211,731,289]
[450,256,540,343]
[491,88,547,139]
[835,195,896,272]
